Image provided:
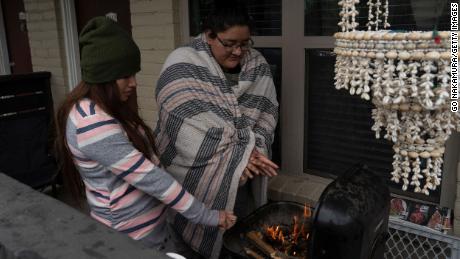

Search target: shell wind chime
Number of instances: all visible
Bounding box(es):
[334,0,457,195]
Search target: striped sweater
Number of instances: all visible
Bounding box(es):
[66,98,219,247]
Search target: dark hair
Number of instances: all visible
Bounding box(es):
[56,81,156,204]
[201,1,254,38]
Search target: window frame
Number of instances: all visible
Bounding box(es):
[178,0,459,208]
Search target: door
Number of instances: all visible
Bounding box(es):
[1,0,33,74]
[75,0,138,110]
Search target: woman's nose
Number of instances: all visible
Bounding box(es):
[129,76,137,88]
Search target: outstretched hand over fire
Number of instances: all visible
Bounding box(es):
[218,211,237,230]
[241,149,278,184]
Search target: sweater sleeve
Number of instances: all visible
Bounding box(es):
[74,111,219,226]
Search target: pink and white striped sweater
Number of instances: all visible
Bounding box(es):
[66,99,219,247]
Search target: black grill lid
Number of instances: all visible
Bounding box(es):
[309,164,390,259]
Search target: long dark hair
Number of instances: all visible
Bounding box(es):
[202,1,254,38]
[56,81,156,203]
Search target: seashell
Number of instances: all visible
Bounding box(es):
[366,43,375,49]
[359,51,367,57]
[425,51,440,60]
[376,43,385,49]
[372,33,383,40]
[376,52,385,59]
[398,51,411,60]
[359,43,366,48]
[425,146,434,152]
[417,43,429,49]
[441,52,451,60]
[411,52,425,60]
[439,147,445,153]
[415,139,425,144]
[367,52,376,58]
[430,151,441,158]
[395,43,405,50]
[391,104,399,110]
[421,32,433,40]
[439,31,450,39]
[426,139,436,144]
[399,103,410,111]
[363,32,372,40]
[355,32,364,40]
[394,33,406,40]
[394,147,400,153]
[411,104,422,112]
[400,150,408,156]
[420,151,431,159]
[352,50,359,57]
[383,33,394,40]
[386,51,398,59]
[405,43,416,50]
[408,32,421,41]
[408,152,419,159]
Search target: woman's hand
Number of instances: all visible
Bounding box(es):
[218,211,237,230]
[245,149,279,177]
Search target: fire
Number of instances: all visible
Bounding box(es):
[304,203,311,218]
[261,204,312,257]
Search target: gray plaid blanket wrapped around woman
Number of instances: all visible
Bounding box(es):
[154,34,278,258]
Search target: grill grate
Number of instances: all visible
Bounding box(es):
[385,219,460,259]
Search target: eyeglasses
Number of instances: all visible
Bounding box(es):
[215,35,254,52]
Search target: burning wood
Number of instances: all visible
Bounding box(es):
[244,247,265,259]
[246,203,312,258]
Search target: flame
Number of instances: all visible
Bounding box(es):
[292,216,300,243]
[304,203,311,218]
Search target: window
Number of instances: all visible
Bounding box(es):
[305,0,451,36]
[188,0,282,36]
[183,0,455,205]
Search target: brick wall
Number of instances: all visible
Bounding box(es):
[130,0,181,128]
[23,0,68,109]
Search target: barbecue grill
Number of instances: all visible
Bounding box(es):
[223,164,390,259]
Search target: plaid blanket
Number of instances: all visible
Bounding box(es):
[154,34,278,258]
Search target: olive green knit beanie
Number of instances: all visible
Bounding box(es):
[79,17,140,84]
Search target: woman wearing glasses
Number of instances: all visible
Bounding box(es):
[154,2,279,258]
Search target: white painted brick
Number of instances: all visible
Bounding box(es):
[33,49,48,58]
[42,10,56,21]
[37,2,54,11]
[47,49,62,58]
[132,24,175,39]
[37,21,57,31]
[139,109,158,124]
[30,31,58,40]
[131,12,174,26]
[137,97,156,110]
[41,39,59,48]
[141,62,164,74]
[27,13,42,22]
[130,1,173,13]
[136,86,154,98]
[141,50,170,63]
[136,38,175,50]
[136,74,158,85]
[24,2,39,11]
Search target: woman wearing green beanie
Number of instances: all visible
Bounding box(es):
[55,17,236,252]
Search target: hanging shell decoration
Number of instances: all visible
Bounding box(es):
[334,0,457,195]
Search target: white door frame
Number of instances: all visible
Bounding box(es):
[0,1,11,75]
[60,0,81,89]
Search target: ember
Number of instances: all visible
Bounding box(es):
[247,204,311,258]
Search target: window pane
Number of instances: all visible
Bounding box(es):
[255,48,282,166]
[304,0,451,36]
[303,49,440,203]
[189,0,281,36]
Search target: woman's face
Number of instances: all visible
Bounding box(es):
[116,75,137,102]
[206,25,251,71]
